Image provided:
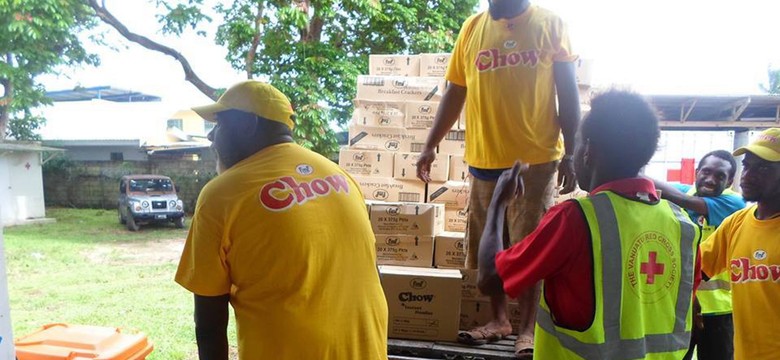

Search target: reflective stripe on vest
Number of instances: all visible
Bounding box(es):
[684,187,733,314]
[535,192,697,359]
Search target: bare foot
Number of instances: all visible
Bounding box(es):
[457,320,513,345]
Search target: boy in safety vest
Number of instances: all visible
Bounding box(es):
[477,90,702,359]
[654,150,745,360]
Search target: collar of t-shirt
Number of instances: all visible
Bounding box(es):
[590,177,659,203]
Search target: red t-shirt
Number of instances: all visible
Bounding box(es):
[495,178,702,330]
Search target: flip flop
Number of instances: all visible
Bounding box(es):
[514,335,534,359]
[457,326,510,345]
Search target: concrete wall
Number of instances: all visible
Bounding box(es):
[43,158,218,211]
[0,151,46,226]
[57,145,148,162]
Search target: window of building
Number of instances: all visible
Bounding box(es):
[167,118,183,130]
[110,152,124,161]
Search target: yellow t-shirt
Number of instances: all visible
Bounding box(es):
[175,143,388,360]
[700,205,780,360]
[447,6,577,168]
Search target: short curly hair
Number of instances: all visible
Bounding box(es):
[581,90,661,174]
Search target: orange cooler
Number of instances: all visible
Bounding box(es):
[15,323,153,360]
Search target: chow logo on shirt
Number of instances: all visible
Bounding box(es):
[730,257,780,283]
[474,48,540,72]
[259,175,350,211]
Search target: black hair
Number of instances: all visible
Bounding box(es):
[581,90,661,174]
[698,150,737,180]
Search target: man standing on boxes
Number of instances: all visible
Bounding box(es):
[415,0,580,356]
[699,128,780,360]
[478,90,701,359]
[653,150,745,360]
[175,81,388,360]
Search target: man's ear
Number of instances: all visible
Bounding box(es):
[229,116,259,138]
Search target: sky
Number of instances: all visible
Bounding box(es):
[40,0,780,112]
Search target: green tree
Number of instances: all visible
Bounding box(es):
[0,0,98,140]
[88,0,478,156]
[760,67,780,95]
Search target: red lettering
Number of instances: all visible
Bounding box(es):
[260,181,294,211]
[507,52,521,66]
[475,50,492,71]
[325,175,350,193]
[744,258,756,280]
[280,176,313,204]
[771,265,780,281]
[311,179,329,195]
[730,258,744,282]
[757,265,770,280]
[521,50,539,67]
[491,48,505,68]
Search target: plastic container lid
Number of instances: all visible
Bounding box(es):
[15,323,154,360]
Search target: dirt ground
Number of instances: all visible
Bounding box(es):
[85,238,185,265]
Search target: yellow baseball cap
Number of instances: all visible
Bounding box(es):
[733,128,780,162]
[192,80,295,129]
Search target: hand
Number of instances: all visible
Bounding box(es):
[494,161,528,205]
[415,148,437,183]
[557,157,577,195]
[693,297,704,331]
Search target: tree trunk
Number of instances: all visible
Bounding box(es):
[87,0,220,100]
[245,3,265,79]
[0,54,13,139]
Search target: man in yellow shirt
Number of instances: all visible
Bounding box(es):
[700,127,780,360]
[175,81,388,360]
[415,0,580,356]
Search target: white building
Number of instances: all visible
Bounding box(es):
[0,142,61,226]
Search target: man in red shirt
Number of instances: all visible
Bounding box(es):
[477,90,701,359]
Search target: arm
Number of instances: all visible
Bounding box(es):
[194,294,230,360]
[553,61,581,194]
[653,180,709,215]
[416,84,466,182]
[477,162,525,296]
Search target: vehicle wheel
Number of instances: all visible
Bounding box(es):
[126,215,141,231]
[173,216,185,229]
[118,209,126,225]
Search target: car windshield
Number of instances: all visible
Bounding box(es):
[128,179,174,193]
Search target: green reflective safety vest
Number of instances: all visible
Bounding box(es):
[684,187,733,315]
[535,191,699,360]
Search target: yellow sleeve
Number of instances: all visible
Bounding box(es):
[175,185,232,296]
[550,14,577,63]
[446,14,480,87]
[699,215,733,278]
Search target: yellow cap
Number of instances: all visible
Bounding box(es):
[192,81,295,129]
[733,128,780,162]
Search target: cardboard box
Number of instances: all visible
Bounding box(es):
[404,101,439,129]
[394,152,448,182]
[380,265,462,341]
[427,181,470,208]
[376,235,434,267]
[419,53,452,78]
[356,75,446,102]
[338,149,394,177]
[575,58,594,86]
[370,202,445,236]
[460,299,492,330]
[449,155,468,181]
[369,54,420,77]
[352,100,406,127]
[507,302,528,335]
[434,231,466,269]
[459,269,488,301]
[353,176,426,203]
[349,125,428,153]
[438,129,465,155]
[444,207,468,232]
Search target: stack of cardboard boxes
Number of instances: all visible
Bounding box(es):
[340,53,594,343]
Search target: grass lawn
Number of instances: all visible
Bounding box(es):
[3,208,237,359]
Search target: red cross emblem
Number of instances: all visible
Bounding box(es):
[640,251,665,285]
[25,162,31,170]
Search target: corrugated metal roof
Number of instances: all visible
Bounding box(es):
[46,86,161,102]
[0,141,64,152]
